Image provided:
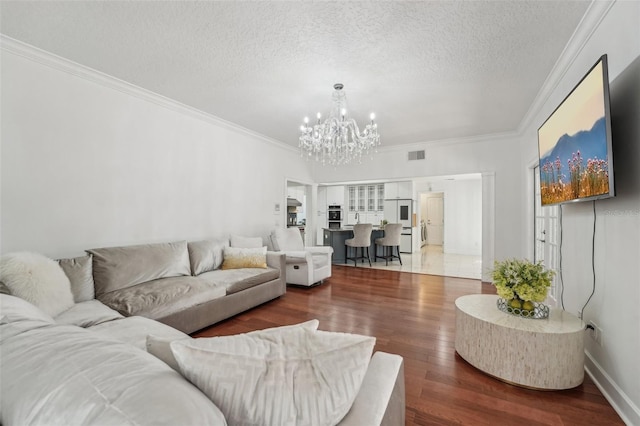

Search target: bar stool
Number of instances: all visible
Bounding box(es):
[374,223,403,265]
[345,223,373,267]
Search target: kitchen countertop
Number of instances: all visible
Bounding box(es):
[323,226,384,232]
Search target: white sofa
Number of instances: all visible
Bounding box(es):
[0,251,405,426]
[270,227,334,286]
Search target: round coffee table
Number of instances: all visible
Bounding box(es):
[455,294,585,390]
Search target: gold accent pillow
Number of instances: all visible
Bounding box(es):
[221,246,267,270]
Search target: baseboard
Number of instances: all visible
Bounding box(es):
[584,351,640,425]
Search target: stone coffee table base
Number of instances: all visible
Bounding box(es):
[455,294,585,390]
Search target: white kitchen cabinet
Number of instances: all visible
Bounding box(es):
[287,187,304,201]
[384,181,414,200]
[348,183,384,213]
[326,186,345,206]
[400,233,412,253]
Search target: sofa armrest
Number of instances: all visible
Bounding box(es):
[266,251,286,271]
[274,250,312,264]
[338,352,405,426]
[304,246,334,255]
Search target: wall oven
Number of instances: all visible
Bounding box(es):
[327,205,342,229]
[328,210,341,221]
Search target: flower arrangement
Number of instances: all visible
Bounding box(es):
[492,258,554,310]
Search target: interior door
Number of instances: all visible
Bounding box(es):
[426,194,444,245]
[533,166,560,304]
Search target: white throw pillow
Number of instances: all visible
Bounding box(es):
[147,319,321,371]
[171,325,375,426]
[0,252,75,317]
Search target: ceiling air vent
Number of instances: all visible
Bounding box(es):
[408,150,425,161]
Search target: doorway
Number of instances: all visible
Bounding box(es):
[414,175,483,280]
[286,180,312,246]
[423,192,444,246]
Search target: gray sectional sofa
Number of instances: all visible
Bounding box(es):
[0,292,405,425]
[0,241,406,425]
[84,239,286,333]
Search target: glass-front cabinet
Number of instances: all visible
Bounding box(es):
[346,183,385,224]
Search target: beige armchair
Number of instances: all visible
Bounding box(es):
[375,223,403,265]
[345,223,373,267]
[270,227,333,287]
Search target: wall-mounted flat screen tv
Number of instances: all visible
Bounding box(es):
[537,54,614,206]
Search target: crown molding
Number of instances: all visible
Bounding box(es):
[0,35,298,154]
[377,129,521,154]
[517,0,616,134]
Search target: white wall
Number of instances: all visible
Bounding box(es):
[519,2,640,423]
[416,178,482,256]
[0,43,313,259]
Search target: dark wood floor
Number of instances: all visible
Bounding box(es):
[194,266,623,425]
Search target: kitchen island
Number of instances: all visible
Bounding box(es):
[322,227,384,264]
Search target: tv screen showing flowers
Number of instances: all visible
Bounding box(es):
[537,55,615,206]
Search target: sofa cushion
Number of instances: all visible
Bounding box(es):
[98,275,226,320]
[0,321,226,426]
[54,300,124,328]
[88,241,191,297]
[0,293,55,325]
[58,254,95,302]
[198,267,280,295]
[221,246,267,270]
[187,239,228,276]
[230,235,263,248]
[146,319,320,371]
[90,315,189,351]
[0,252,75,317]
[171,326,375,426]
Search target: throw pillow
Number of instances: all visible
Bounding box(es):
[230,235,263,248]
[187,239,228,276]
[0,252,75,317]
[147,334,184,371]
[58,254,95,302]
[171,326,375,426]
[221,246,267,270]
[147,319,320,371]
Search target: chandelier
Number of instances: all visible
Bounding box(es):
[299,84,380,166]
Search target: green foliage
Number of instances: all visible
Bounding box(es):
[492,258,554,302]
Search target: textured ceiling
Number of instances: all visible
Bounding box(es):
[1,1,591,148]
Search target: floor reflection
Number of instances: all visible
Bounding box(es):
[341,244,482,279]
